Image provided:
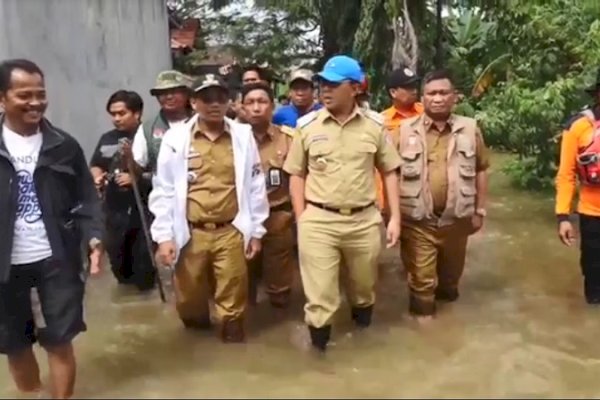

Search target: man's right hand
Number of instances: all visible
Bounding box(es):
[93,172,107,191]
[156,240,176,267]
[558,220,576,246]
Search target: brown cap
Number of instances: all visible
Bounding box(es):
[289,69,314,84]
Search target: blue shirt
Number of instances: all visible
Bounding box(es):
[272,103,323,128]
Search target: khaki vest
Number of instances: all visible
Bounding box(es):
[399,114,478,226]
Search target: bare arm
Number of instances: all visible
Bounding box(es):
[476,170,488,210]
[383,170,400,223]
[290,175,306,221]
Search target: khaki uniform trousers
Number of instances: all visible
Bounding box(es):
[298,204,382,328]
[248,210,295,305]
[174,225,248,323]
[400,218,471,315]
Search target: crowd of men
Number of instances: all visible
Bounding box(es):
[20,52,600,399]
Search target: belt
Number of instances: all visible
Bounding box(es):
[189,220,233,231]
[270,202,292,212]
[307,201,374,216]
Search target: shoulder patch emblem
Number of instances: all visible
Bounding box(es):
[279,125,296,138]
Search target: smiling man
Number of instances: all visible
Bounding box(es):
[0,59,103,399]
[132,70,193,175]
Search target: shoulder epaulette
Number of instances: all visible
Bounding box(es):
[363,109,384,125]
[279,125,296,138]
[297,110,319,129]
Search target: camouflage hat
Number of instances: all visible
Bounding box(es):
[150,70,191,96]
[289,68,314,84]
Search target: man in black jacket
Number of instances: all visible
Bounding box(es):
[0,59,103,399]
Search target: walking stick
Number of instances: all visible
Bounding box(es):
[119,138,167,303]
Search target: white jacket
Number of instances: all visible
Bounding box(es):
[148,114,269,262]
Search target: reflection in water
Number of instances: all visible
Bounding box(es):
[1,155,598,398]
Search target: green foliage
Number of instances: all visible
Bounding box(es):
[471,0,600,190]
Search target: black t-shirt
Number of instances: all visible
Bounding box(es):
[90,129,136,212]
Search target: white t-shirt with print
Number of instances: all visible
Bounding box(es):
[3,125,53,265]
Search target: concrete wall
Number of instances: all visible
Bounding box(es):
[0,0,172,156]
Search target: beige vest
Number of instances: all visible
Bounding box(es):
[398,114,478,226]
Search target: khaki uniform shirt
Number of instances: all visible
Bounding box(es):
[283,107,402,209]
[424,115,490,214]
[256,124,294,208]
[187,121,239,222]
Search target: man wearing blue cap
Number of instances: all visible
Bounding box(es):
[284,55,402,352]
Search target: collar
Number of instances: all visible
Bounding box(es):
[192,118,231,139]
[389,103,422,119]
[421,113,463,133]
[292,102,320,116]
[319,105,363,125]
[0,115,65,161]
[253,124,278,144]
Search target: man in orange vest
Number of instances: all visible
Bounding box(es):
[556,70,600,304]
[377,67,424,219]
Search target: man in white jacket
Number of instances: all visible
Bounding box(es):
[149,73,269,342]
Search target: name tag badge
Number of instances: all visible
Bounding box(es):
[269,168,282,187]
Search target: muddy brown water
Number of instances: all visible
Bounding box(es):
[1,155,598,399]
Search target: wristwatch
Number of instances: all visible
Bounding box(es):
[475,208,487,217]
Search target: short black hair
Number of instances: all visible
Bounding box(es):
[0,59,44,93]
[423,69,455,87]
[241,82,274,102]
[242,64,270,82]
[106,90,144,114]
[277,95,288,102]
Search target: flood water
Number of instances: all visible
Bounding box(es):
[2,154,599,399]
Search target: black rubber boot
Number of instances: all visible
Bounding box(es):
[435,287,459,302]
[351,306,373,328]
[182,316,212,331]
[308,325,331,352]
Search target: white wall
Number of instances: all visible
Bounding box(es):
[0,0,172,156]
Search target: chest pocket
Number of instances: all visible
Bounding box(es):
[356,140,377,169]
[455,135,476,179]
[308,142,338,174]
[400,136,424,180]
[188,155,203,172]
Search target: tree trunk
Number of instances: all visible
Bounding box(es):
[434,0,444,68]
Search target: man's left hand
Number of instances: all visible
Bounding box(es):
[386,216,401,248]
[115,173,133,187]
[470,214,484,234]
[245,238,262,260]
